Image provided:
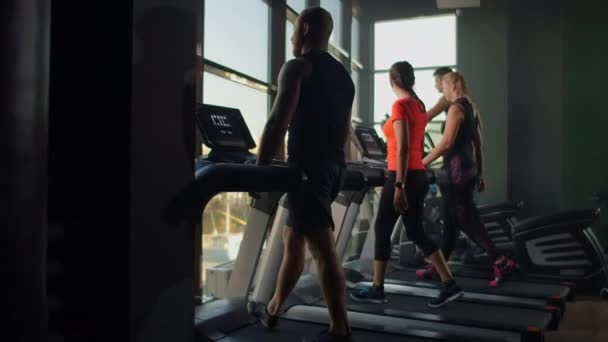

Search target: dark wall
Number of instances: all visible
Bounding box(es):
[562,0,608,244]
[2,1,50,340]
[457,0,509,204]
[361,0,608,226]
[507,0,564,215]
[130,1,199,341]
[359,0,511,203]
[48,1,134,339]
[48,0,198,340]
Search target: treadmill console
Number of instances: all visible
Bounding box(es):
[196,103,256,164]
[350,125,387,164]
[196,103,256,151]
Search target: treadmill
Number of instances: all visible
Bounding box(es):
[342,126,571,310]
[167,105,550,342]
[248,125,560,340]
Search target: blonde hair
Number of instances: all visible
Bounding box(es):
[444,72,480,121]
[443,71,469,95]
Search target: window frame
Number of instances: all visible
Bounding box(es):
[198,0,367,302]
[202,0,276,96]
[372,14,458,130]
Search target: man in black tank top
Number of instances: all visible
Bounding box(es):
[255,7,354,342]
[426,67,453,133]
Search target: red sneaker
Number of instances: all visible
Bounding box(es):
[490,257,516,287]
[416,264,438,279]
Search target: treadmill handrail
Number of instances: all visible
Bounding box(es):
[478,202,523,214]
[512,208,600,235]
[165,164,301,226]
[165,163,367,226]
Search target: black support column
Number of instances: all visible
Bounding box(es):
[48,0,198,341]
[1,1,50,341]
[130,2,199,340]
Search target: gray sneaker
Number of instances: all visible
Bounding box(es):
[428,281,464,308]
[350,285,387,304]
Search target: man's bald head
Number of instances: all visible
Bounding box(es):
[291,7,333,57]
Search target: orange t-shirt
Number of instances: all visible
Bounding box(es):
[383,98,427,171]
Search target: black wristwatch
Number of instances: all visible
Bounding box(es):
[395,182,404,189]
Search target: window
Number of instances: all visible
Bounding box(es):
[373,15,457,144]
[204,0,270,82]
[351,70,360,119]
[201,192,251,301]
[351,15,363,124]
[351,16,360,64]
[203,72,269,150]
[201,0,273,301]
[374,15,456,71]
[286,20,294,61]
[287,0,306,14]
[321,0,343,49]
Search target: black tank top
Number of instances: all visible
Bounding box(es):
[287,49,355,165]
[444,97,477,173]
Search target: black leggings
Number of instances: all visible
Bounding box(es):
[440,178,498,261]
[374,171,437,261]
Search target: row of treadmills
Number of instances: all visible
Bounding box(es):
[166,104,608,342]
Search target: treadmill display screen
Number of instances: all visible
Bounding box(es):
[354,126,386,160]
[196,103,256,150]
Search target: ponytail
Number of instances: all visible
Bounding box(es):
[389,61,426,111]
[406,86,426,112]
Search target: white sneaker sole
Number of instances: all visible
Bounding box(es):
[349,292,388,304]
[427,290,464,308]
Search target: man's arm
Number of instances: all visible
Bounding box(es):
[257,59,311,165]
[426,96,450,122]
[422,105,464,166]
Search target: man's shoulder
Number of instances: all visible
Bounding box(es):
[282,58,312,77]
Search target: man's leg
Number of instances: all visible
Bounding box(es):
[305,228,350,336]
[267,226,306,316]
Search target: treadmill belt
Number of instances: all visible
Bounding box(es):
[218,318,430,341]
[387,269,570,300]
[313,292,553,333]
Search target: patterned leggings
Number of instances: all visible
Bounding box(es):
[441,156,497,261]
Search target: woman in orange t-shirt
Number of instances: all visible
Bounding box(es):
[351,61,463,308]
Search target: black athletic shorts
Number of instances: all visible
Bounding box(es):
[285,159,345,237]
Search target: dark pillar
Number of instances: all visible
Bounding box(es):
[1,1,50,340]
[48,1,134,339]
[130,2,198,340]
[48,1,198,341]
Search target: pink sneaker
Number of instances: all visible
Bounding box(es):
[416,264,438,279]
[490,257,516,287]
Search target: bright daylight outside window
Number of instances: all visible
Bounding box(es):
[201,0,271,301]
[351,16,361,120]
[321,0,343,48]
[287,0,306,14]
[204,0,269,82]
[373,15,456,143]
[286,20,294,61]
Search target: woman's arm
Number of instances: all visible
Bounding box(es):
[422,104,464,166]
[472,115,484,178]
[393,118,410,186]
